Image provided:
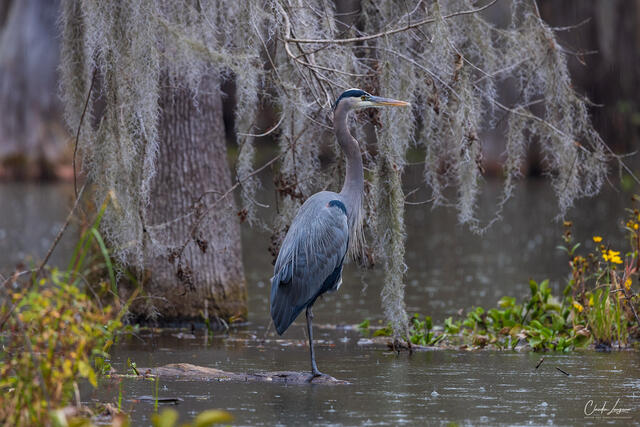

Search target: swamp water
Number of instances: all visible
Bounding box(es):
[1,179,639,425]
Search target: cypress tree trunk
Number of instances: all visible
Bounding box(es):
[0,0,68,180]
[128,74,247,324]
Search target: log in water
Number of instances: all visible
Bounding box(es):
[134,363,349,385]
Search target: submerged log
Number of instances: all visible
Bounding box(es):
[136,363,349,385]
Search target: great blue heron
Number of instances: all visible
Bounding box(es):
[270,88,410,379]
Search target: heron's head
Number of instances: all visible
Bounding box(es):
[332,88,410,112]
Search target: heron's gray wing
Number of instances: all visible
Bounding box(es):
[270,193,349,335]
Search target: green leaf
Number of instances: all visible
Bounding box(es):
[373,326,392,337]
[193,410,233,427]
[424,316,433,330]
[529,320,544,330]
[498,296,516,309]
[152,408,179,427]
[357,319,370,330]
[528,337,542,348]
[51,409,69,427]
[90,227,116,294]
[540,327,553,339]
[444,317,460,334]
[540,280,549,294]
[78,360,97,387]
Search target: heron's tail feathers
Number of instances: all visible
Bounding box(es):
[270,285,305,335]
[270,268,308,335]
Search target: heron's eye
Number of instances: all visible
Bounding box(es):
[361,95,366,101]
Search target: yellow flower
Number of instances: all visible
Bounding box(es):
[592,236,602,243]
[572,301,584,312]
[603,249,623,264]
[588,294,594,307]
[625,278,632,291]
[635,224,639,230]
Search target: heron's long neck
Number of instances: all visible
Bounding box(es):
[334,104,363,228]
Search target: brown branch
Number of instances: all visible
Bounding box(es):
[73,68,97,199]
[148,151,288,232]
[492,98,640,187]
[34,182,87,280]
[1,269,37,288]
[21,324,51,408]
[281,0,500,45]
[173,151,287,263]
[238,114,285,138]
[551,17,592,32]
[32,73,96,280]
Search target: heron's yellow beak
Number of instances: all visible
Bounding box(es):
[368,95,411,107]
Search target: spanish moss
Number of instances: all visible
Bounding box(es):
[61,0,611,337]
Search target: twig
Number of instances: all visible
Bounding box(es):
[3,65,100,308]
[16,322,51,408]
[551,17,591,32]
[276,2,352,108]
[73,69,97,200]
[238,114,285,138]
[148,150,287,231]
[373,46,462,101]
[600,140,640,186]
[555,366,570,376]
[489,99,619,169]
[403,186,421,200]
[174,151,287,261]
[282,0,500,45]
[1,269,34,288]
[625,292,640,327]
[619,262,640,325]
[34,182,87,280]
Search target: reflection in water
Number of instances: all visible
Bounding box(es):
[0,183,77,275]
[2,178,635,425]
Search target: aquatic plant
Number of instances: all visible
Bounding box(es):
[362,197,640,350]
[60,0,617,338]
[0,201,129,425]
[0,272,122,425]
[560,202,640,348]
[365,279,591,351]
[409,314,444,346]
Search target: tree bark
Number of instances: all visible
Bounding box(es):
[0,0,69,180]
[127,74,247,324]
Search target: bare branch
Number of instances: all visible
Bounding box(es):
[238,114,285,138]
[73,68,96,199]
[282,0,500,45]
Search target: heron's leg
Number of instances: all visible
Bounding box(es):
[306,306,323,378]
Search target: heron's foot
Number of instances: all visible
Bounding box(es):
[307,370,325,382]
